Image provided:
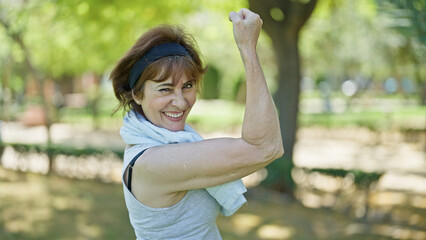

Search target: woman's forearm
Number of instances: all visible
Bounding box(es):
[240,48,284,159]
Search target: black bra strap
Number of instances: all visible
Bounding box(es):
[127,149,147,192]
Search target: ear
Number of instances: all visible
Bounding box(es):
[132,90,141,105]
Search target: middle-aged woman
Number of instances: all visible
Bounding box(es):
[111,8,283,240]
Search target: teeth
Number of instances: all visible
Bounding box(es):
[164,112,183,118]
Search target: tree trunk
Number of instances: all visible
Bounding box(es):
[273,31,301,160]
[1,56,12,121]
[90,74,102,130]
[249,0,317,193]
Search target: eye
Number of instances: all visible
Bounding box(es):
[159,88,171,93]
[183,82,194,89]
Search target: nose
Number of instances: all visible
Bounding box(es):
[171,90,188,109]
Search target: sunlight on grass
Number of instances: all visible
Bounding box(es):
[77,216,102,238]
[346,223,426,239]
[232,213,262,235]
[1,176,52,235]
[411,196,426,209]
[2,163,425,239]
[0,167,134,240]
[257,224,294,239]
[370,192,407,206]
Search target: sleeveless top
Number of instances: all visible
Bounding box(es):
[122,145,223,240]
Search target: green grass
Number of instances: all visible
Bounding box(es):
[0,168,134,240]
[54,95,424,133]
[299,105,425,131]
[1,167,410,240]
[392,106,426,129]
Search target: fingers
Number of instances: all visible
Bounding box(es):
[239,8,255,20]
[230,8,251,22]
[228,11,239,22]
[230,8,261,22]
[238,9,246,19]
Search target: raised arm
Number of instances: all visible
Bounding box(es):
[130,9,283,207]
[229,9,283,159]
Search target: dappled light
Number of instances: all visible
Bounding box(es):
[54,153,122,182]
[0,167,132,239]
[0,136,123,183]
[345,223,426,239]
[257,224,294,239]
[232,213,262,235]
[379,172,426,194]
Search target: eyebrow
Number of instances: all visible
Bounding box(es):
[156,83,174,87]
[156,80,194,88]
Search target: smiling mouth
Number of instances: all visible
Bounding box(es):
[164,112,184,118]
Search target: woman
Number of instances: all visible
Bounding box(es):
[111,8,283,239]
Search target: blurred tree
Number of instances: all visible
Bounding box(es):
[0,0,247,127]
[377,0,426,104]
[299,1,379,90]
[233,75,246,104]
[0,3,54,144]
[0,0,204,129]
[249,0,317,194]
[0,0,211,171]
[0,55,13,121]
[201,65,220,99]
[378,0,426,44]
[300,0,425,103]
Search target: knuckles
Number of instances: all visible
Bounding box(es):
[231,9,263,32]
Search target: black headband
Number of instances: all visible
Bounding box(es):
[128,43,190,89]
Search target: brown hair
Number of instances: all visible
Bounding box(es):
[110,25,206,116]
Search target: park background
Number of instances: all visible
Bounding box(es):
[0,0,425,239]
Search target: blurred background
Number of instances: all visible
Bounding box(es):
[0,0,425,239]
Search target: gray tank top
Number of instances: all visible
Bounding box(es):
[122,145,222,240]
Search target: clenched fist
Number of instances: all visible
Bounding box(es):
[229,8,263,52]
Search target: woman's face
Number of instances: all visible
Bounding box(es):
[139,75,197,132]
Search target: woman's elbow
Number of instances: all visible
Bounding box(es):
[261,142,284,163]
[276,144,285,159]
[242,137,284,163]
[271,143,284,161]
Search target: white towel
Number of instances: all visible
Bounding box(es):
[120,110,246,216]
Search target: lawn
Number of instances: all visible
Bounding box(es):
[0,167,415,240]
[56,96,425,134]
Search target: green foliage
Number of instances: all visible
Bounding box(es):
[0,0,273,114]
[1,0,423,103]
[378,0,426,44]
[0,0,241,78]
[300,0,425,89]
